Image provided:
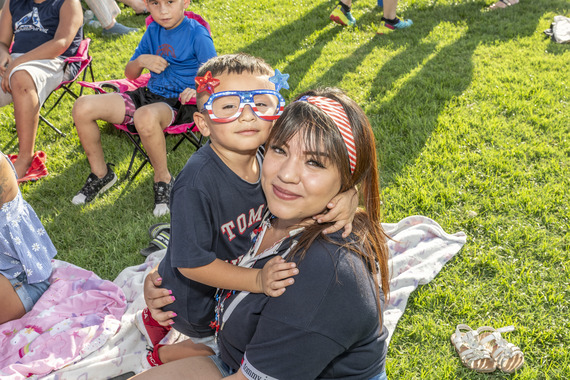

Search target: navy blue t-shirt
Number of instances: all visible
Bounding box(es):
[218,232,389,379]
[158,142,266,338]
[10,0,82,58]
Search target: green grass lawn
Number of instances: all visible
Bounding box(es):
[1,0,568,378]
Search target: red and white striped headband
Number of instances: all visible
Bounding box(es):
[298,95,357,174]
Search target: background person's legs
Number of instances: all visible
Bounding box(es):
[118,0,147,14]
[10,70,41,179]
[84,0,138,35]
[132,103,174,185]
[73,93,126,178]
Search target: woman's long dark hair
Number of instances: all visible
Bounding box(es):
[267,88,390,324]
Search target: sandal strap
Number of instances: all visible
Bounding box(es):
[478,325,523,365]
[453,324,492,365]
[460,347,492,363]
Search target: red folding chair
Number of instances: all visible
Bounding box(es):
[40,38,95,136]
[77,74,206,180]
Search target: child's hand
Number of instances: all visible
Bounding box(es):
[138,54,169,74]
[313,186,358,238]
[143,270,176,326]
[179,88,196,105]
[257,256,298,297]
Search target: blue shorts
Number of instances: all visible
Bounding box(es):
[370,371,388,380]
[209,355,236,377]
[9,272,50,312]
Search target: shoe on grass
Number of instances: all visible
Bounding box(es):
[153,176,174,217]
[72,164,117,205]
[381,16,413,31]
[330,5,356,27]
[102,22,138,36]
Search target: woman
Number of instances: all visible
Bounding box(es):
[133,88,390,379]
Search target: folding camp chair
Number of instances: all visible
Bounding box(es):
[76,11,211,180]
[40,38,95,136]
[77,74,206,180]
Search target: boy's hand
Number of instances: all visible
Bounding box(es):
[138,54,169,74]
[143,270,176,327]
[314,186,358,238]
[1,59,14,94]
[179,88,196,105]
[257,256,298,297]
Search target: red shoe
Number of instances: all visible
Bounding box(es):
[135,308,171,347]
[7,151,49,183]
[146,344,164,367]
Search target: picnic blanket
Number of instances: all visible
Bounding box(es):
[0,261,126,379]
[1,215,465,379]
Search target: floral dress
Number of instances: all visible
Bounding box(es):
[0,155,56,284]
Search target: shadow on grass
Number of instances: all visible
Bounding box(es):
[236,0,549,188]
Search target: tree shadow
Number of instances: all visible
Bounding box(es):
[236,0,549,187]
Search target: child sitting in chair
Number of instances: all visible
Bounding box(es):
[0,0,83,179]
[72,0,216,217]
[0,151,57,324]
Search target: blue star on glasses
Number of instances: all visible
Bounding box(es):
[269,69,290,92]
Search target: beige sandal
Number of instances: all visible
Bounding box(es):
[451,324,496,373]
[479,325,524,373]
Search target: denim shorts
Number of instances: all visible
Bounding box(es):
[209,355,236,377]
[9,272,50,312]
[370,371,388,380]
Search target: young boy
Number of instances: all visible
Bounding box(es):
[136,53,357,367]
[71,0,216,216]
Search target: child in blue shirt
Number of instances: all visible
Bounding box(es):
[72,0,216,217]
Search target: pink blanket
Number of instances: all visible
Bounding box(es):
[0,260,126,379]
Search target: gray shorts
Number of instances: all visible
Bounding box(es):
[0,53,65,107]
[9,272,50,312]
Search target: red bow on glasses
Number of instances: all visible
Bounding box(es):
[195,71,220,94]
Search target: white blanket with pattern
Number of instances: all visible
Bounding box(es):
[32,215,465,379]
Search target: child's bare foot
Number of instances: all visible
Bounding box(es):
[488,0,519,10]
[13,157,32,179]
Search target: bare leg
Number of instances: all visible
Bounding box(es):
[10,70,40,179]
[132,103,173,183]
[382,0,398,20]
[118,0,147,14]
[0,274,26,324]
[488,0,519,10]
[130,355,223,380]
[73,93,126,178]
[157,340,215,364]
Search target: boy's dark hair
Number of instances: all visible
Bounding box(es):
[196,53,273,79]
[195,53,274,107]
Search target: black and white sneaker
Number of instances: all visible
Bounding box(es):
[72,164,118,205]
[153,176,174,217]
